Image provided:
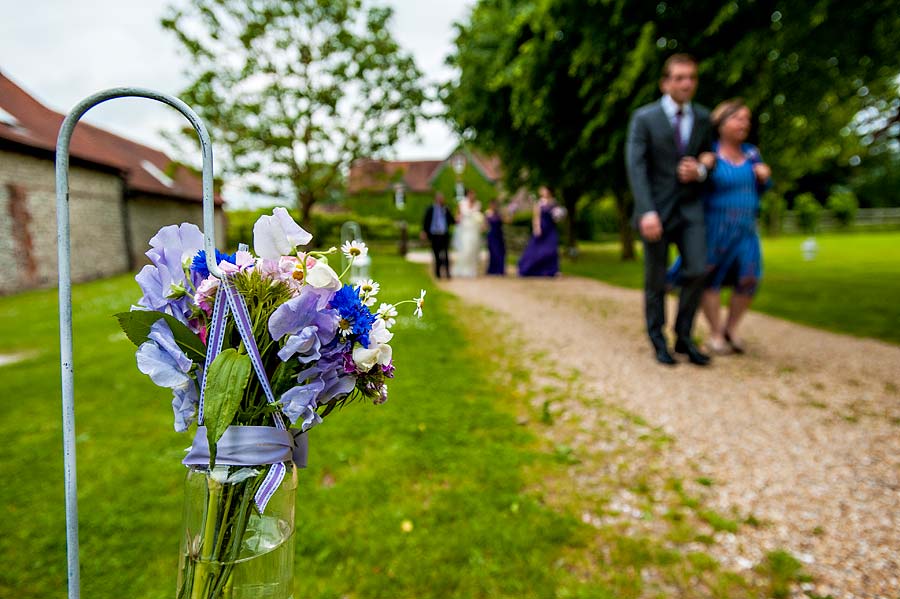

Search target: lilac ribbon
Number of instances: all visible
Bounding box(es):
[193,278,301,513]
[197,284,228,425]
[183,426,308,468]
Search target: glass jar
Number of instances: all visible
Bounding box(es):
[176,462,297,599]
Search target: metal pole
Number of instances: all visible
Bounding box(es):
[55,88,219,599]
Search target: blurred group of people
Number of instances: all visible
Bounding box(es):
[424,53,771,366]
[421,186,565,279]
[627,53,772,365]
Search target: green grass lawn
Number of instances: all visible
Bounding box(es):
[563,231,900,344]
[0,257,582,598]
[0,255,812,598]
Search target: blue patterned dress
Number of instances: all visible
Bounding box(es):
[668,143,769,295]
[704,143,768,294]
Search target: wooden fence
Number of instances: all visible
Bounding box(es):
[778,207,900,233]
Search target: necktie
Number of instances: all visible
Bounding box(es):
[674,108,685,154]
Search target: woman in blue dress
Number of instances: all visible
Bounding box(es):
[669,99,772,353]
[518,186,560,277]
[702,99,772,353]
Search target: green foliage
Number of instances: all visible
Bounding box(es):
[793,193,822,234]
[341,191,435,222]
[563,233,900,344]
[430,158,501,204]
[756,550,811,599]
[0,260,582,598]
[340,157,501,224]
[203,348,252,464]
[850,153,900,208]
[760,190,787,236]
[447,0,900,254]
[115,310,206,363]
[698,509,740,533]
[576,197,620,240]
[826,188,859,227]
[226,208,403,249]
[161,0,426,224]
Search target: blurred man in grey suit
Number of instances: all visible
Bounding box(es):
[626,54,715,366]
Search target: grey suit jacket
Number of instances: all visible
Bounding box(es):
[626,100,714,228]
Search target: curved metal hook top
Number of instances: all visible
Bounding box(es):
[55,87,222,279]
[54,87,220,599]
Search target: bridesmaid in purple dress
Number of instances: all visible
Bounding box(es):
[485,199,506,275]
[517,186,560,277]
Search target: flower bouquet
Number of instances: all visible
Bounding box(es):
[116,207,425,598]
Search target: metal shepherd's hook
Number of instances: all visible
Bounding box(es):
[55,88,221,599]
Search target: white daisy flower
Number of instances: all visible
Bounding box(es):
[341,239,368,260]
[377,303,398,328]
[361,294,377,308]
[338,318,353,338]
[413,289,426,319]
[355,278,380,297]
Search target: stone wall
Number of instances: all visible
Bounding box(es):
[127,195,227,265]
[0,149,226,295]
[0,149,127,294]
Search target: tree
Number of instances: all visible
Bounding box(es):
[447,0,900,258]
[162,0,426,226]
[445,0,592,252]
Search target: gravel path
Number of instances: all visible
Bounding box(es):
[441,273,900,598]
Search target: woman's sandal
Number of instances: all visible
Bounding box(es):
[706,336,730,355]
[724,331,746,354]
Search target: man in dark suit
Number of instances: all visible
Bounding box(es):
[626,54,715,366]
[421,192,454,278]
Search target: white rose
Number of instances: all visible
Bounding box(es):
[375,343,392,366]
[305,260,342,291]
[368,319,394,347]
[352,346,380,371]
[352,343,392,371]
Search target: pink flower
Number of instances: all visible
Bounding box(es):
[195,276,221,315]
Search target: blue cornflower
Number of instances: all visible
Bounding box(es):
[191,249,236,278]
[330,284,376,347]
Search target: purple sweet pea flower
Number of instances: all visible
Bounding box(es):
[318,368,357,404]
[269,286,339,343]
[277,326,322,363]
[135,320,198,432]
[136,224,205,326]
[172,383,199,433]
[150,223,205,260]
[136,321,193,387]
[279,381,325,431]
[293,345,357,406]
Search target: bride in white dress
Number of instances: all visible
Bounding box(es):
[453,190,484,277]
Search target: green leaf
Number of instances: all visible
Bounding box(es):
[203,348,252,466]
[114,310,207,362]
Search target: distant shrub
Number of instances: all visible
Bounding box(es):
[793,193,822,235]
[759,190,786,235]
[226,208,405,250]
[826,188,859,228]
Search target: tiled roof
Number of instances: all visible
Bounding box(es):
[0,70,221,204]
[469,152,502,182]
[347,158,444,193]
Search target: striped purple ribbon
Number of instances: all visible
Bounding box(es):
[195,277,292,513]
[198,284,228,425]
[221,280,287,511]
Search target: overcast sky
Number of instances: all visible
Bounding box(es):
[0,0,471,166]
